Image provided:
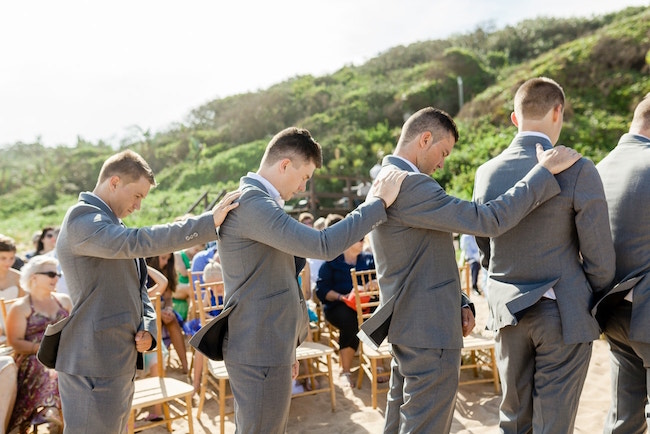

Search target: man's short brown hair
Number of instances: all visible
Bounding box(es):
[398,107,459,147]
[0,234,16,252]
[261,127,323,169]
[97,149,156,186]
[514,77,565,120]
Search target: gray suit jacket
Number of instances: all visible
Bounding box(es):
[473,135,616,344]
[215,176,386,366]
[595,133,650,342]
[366,155,562,350]
[56,192,217,377]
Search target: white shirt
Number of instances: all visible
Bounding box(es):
[247,172,284,207]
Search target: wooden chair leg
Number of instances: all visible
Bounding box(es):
[162,403,172,432]
[127,410,135,434]
[326,354,336,412]
[197,361,208,417]
[490,348,501,393]
[371,358,378,409]
[219,378,227,434]
[471,350,479,376]
[184,394,194,434]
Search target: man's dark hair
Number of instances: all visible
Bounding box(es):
[261,127,323,169]
[398,107,459,147]
[0,234,17,253]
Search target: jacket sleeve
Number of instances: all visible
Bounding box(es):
[140,287,157,351]
[573,161,616,293]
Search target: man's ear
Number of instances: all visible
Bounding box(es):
[420,131,433,149]
[510,112,519,127]
[552,104,563,122]
[278,158,291,173]
[109,175,121,191]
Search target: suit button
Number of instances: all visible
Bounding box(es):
[534,201,540,206]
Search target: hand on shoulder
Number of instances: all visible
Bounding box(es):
[536,143,581,174]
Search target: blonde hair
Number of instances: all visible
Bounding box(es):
[203,260,223,284]
[20,255,59,293]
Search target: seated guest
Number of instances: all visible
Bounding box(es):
[146,254,189,374]
[316,216,375,387]
[6,255,72,434]
[0,234,24,299]
[0,234,25,344]
[32,226,59,258]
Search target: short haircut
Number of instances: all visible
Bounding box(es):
[97,149,156,186]
[630,92,650,133]
[261,127,323,169]
[203,260,223,283]
[0,234,16,252]
[514,77,565,120]
[20,255,59,293]
[398,107,459,147]
[298,212,314,223]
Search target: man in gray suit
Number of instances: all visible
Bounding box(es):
[214,127,404,433]
[55,150,239,433]
[596,94,650,434]
[473,77,616,433]
[367,106,582,433]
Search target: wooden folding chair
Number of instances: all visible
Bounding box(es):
[129,294,194,434]
[192,279,233,434]
[293,341,337,412]
[350,268,392,409]
[459,333,500,392]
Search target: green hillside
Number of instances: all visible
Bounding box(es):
[1,6,648,248]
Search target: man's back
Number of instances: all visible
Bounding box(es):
[597,133,650,282]
[473,135,615,344]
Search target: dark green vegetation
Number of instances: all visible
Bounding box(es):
[2,6,648,246]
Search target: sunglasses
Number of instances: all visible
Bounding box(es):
[36,271,61,278]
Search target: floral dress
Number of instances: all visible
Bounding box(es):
[8,296,69,433]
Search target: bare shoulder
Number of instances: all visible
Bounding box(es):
[8,295,31,316]
[53,292,74,312]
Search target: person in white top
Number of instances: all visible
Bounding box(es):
[0,234,24,342]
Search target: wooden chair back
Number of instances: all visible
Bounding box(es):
[349,268,381,328]
[192,280,226,327]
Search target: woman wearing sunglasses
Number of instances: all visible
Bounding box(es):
[5,255,72,434]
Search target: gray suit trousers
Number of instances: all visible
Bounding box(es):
[226,360,294,434]
[384,344,461,434]
[58,370,135,434]
[603,302,650,434]
[496,299,592,434]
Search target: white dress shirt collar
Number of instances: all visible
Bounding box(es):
[247,172,284,207]
[391,155,420,173]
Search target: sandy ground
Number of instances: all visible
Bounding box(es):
[130,291,613,434]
